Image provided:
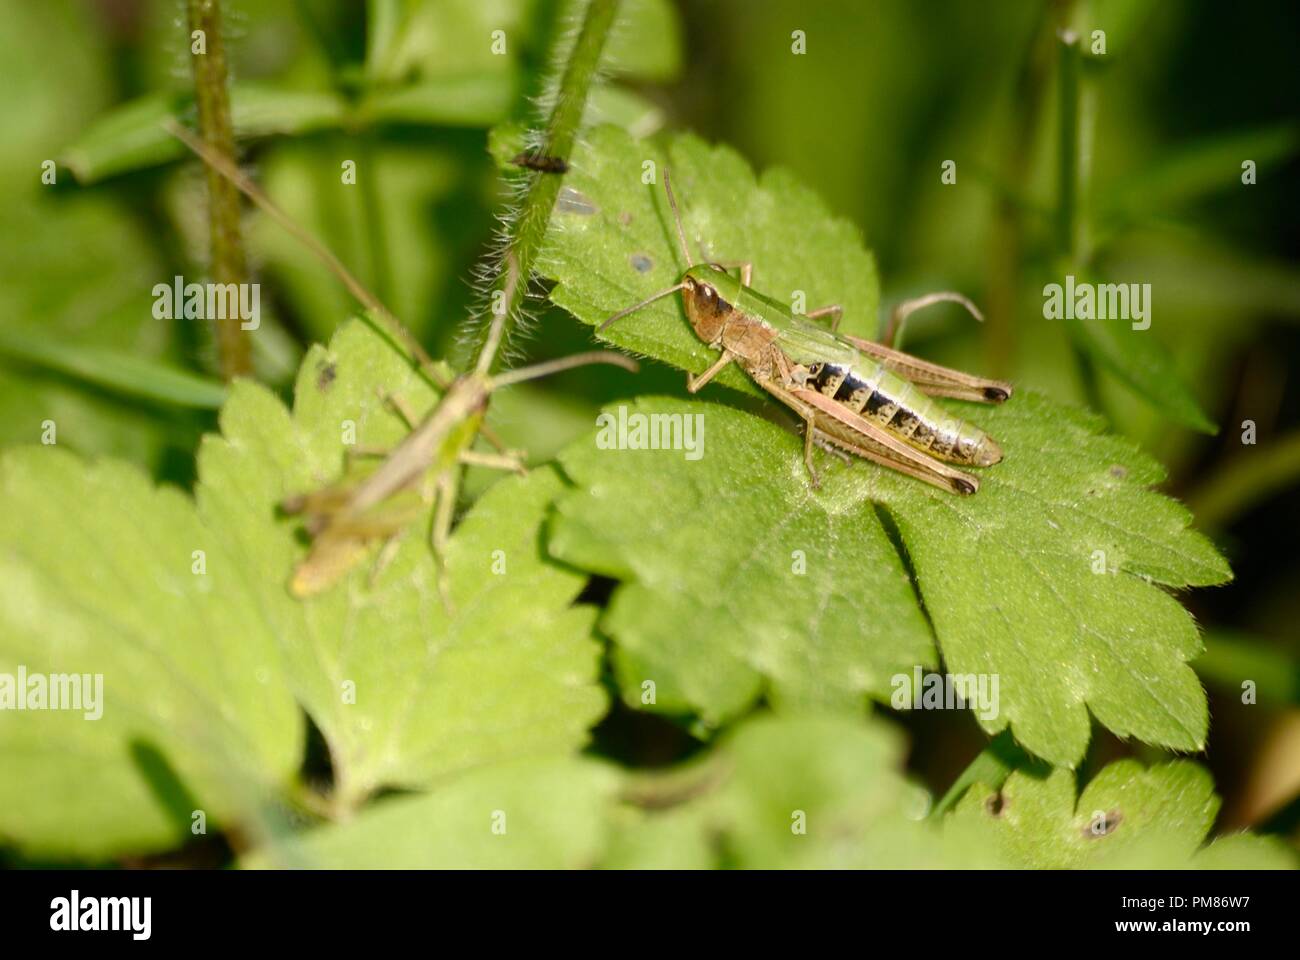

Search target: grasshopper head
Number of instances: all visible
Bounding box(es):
[681,264,743,344]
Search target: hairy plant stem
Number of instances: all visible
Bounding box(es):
[471,0,620,376]
[187,0,252,380]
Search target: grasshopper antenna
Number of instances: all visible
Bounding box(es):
[597,168,699,333]
[662,168,695,268]
[164,118,519,454]
[488,351,638,390]
[162,118,436,372]
[597,282,688,332]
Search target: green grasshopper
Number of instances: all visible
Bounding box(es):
[283,351,636,599]
[163,119,637,600]
[600,171,1013,495]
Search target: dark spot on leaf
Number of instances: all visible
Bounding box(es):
[1083,809,1122,838]
[316,361,336,392]
[618,211,633,226]
[985,792,1007,817]
[1109,464,1128,479]
[630,253,653,273]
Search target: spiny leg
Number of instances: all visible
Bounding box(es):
[377,388,420,430]
[804,304,844,333]
[342,443,394,475]
[686,349,736,393]
[786,384,980,495]
[755,379,829,489]
[838,334,1012,403]
[882,291,983,349]
[813,426,979,495]
[711,260,753,286]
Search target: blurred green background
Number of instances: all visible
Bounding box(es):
[1,0,1297,839]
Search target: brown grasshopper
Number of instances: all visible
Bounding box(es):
[600,171,1013,495]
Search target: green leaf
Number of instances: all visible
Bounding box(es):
[606,714,983,869]
[251,714,1288,869]
[946,759,1296,869]
[1099,124,1300,231]
[0,326,226,410]
[0,447,304,859]
[551,392,1228,767]
[539,126,1229,766]
[551,395,934,730]
[0,320,607,856]
[541,125,882,398]
[359,73,517,127]
[0,193,183,464]
[244,138,472,347]
[1195,631,1299,705]
[244,756,620,869]
[362,0,529,87]
[602,0,682,82]
[244,714,980,869]
[195,320,608,804]
[62,86,349,184]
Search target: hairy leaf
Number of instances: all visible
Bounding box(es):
[946,759,1296,869]
[242,714,1287,869]
[539,127,1229,766]
[196,321,608,804]
[244,756,620,869]
[0,447,303,858]
[541,125,882,398]
[62,87,348,184]
[0,320,606,856]
[549,392,1227,767]
[605,714,980,869]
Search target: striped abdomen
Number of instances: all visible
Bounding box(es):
[801,361,1001,466]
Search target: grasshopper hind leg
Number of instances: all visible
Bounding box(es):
[813,427,979,495]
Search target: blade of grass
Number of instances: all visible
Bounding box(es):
[0,327,226,410]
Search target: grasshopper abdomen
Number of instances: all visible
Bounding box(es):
[797,361,1002,467]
